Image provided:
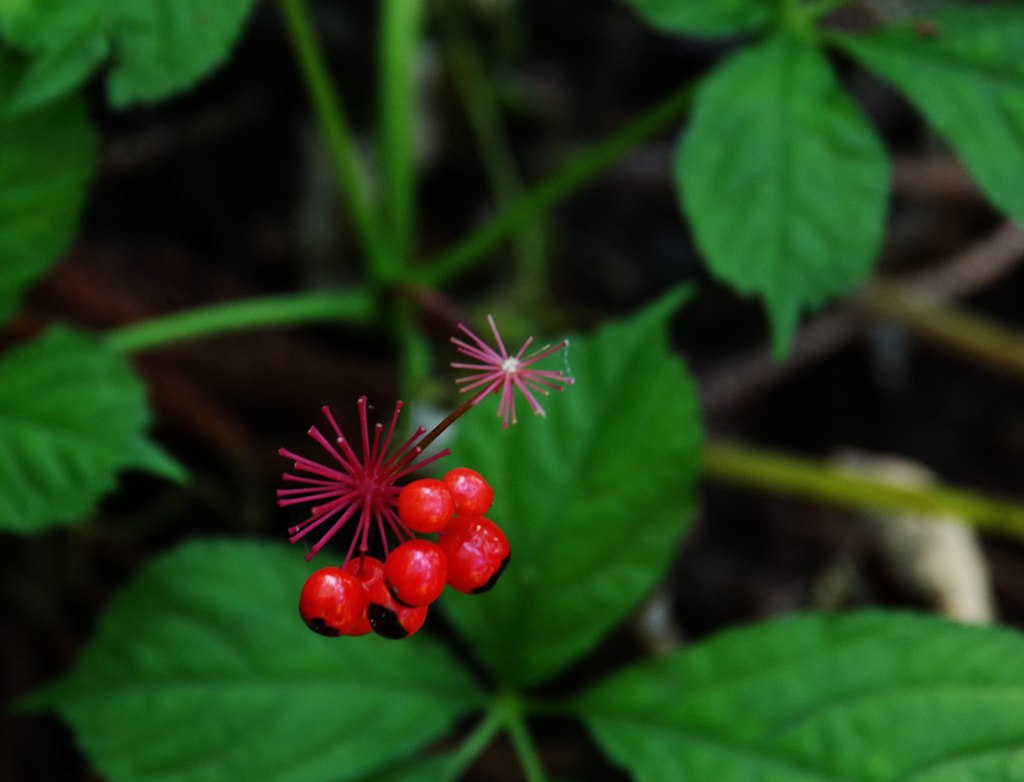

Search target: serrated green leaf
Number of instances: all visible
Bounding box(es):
[0,325,182,533]
[26,539,482,782]
[0,0,258,110]
[678,33,890,356]
[0,51,94,322]
[623,0,778,36]
[578,610,1024,782]
[835,5,1024,229]
[442,288,702,688]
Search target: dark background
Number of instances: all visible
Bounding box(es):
[5,1,1024,779]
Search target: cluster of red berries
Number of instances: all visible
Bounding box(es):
[285,318,572,639]
[298,468,510,639]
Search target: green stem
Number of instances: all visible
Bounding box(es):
[104,289,375,354]
[702,439,1024,538]
[276,0,391,282]
[489,691,547,782]
[438,3,548,305]
[418,83,693,287]
[504,705,548,782]
[446,709,504,778]
[393,299,432,413]
[379,0,426,267]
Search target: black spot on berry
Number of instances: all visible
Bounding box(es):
[386,579,418,608]
[367,602,409,639]
[306,617,341,637]
[472,553,510,594]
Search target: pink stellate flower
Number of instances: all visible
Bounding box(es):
[277,397,449,561]
[451,315,574,428]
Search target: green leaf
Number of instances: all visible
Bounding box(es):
[834,5,1024,229]
[355,753,459,782]
[623,0,778,36]
[0,325,182,533]
[0,51,94,322]
[26,539,482,782]
[0,0,258,110]
[578,610,1024,782]
[678,33,890,356]
[442,288,703,688]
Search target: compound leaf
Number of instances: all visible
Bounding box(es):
[0,0,258,110]
[579,610,1024,782]
[679,33,890,355]
[26,539,482,782]
[0,51,94,321]
[0,325,181,533]
[623,0,778,37]
[835,5,1024,229]
[442,288,702,688]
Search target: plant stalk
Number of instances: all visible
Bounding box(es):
[378,0,426,267]
[438,2,548,305]
[419,83,693,287]
[104,289,375,354]
[276,0,392,282]
[858,284,1024,384]
[492,692,548,782]
[702,439,1024,538]
[447,709,504,777]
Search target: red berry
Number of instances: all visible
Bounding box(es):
[366,578,428,639]
[343,556,385,636]
[439,515,511,594]
[299,567,366,636]
[442,468,494,516]
[397,479,456,533]
[384,539,447,607]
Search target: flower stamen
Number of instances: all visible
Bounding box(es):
[451,315,574,428]
[277,398,449,561]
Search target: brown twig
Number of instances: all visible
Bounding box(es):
[698,222,1024,414]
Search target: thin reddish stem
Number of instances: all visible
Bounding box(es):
[394,396,476,471]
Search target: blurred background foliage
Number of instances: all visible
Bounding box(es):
[4,0,1024,779]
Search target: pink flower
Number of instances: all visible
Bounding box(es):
[451,315,574,428]
[277,398,448,561]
